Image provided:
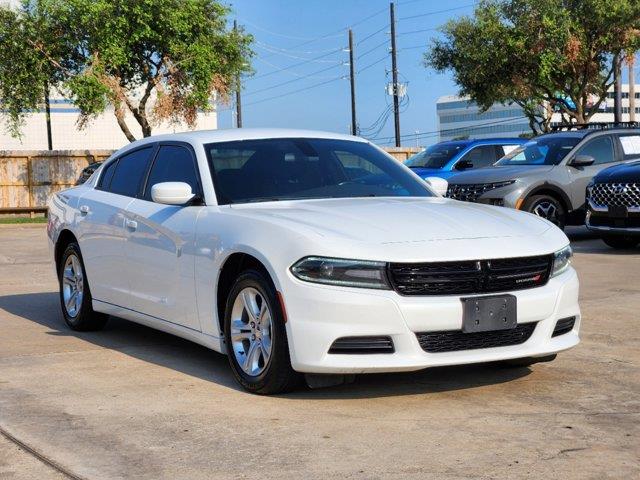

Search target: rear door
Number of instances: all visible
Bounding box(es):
[123,143,204,330]
[454,145,499,170]
[565,134,618,208]
[76,146,155,306]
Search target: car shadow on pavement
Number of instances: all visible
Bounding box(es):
[565,226,640,255]
[0,291,534,398]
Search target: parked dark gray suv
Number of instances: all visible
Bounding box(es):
[445,124,640,229]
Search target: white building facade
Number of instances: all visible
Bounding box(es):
[0,96,218,150]
[437,84,640,142]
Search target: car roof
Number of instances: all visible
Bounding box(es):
[118,128,367,153]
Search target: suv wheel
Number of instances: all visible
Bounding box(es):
[224,270,301,394]
[602,235,639,249]
[523,195,566,229]
[58,242,108,331]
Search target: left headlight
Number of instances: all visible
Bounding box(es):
[551,245,572,278]
[291,256,391,290]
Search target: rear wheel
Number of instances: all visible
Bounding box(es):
[58,242,108,331]
[224,270,301,394]
[522,195,566,230]
[602,235,639,249]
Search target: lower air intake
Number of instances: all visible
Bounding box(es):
[328,336,394,354]
[552,316,576,337]
[416,323,536,353]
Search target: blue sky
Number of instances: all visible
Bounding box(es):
[220,0,477,147]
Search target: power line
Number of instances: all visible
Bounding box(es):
[356,24,389,46]
[239,18,344,41]
[398,3,476,21]
[357,55,387,74]
[242,76,345,108]
[254,42,344,63]
[247,47,345,81]
[244,62,347,97]
[356,39,389,60]
[254,40,344,55]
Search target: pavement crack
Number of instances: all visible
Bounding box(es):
[0,425,89,480]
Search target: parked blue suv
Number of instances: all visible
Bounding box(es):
[406,138,526,180]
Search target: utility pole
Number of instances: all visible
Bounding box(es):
[629,53,636,122]
[614,52,623,123]
[234,20,242,128]
[44,82,52,150]
[389,2,401,147]
[348,29,357,136]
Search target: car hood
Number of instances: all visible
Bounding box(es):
[228,197,552,244]
[447,165,555,184]
[594,160,640,183]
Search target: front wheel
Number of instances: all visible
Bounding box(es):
[522,195,566,230]
[602,235,639,249]
[224,270,301,394]
[58,242,108,331]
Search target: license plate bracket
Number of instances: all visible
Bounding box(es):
[461,295,517,333]
[608,205,628,218]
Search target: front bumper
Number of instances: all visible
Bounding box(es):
[586,206,640,236]
[282,267,580,374]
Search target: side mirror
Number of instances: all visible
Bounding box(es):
[424,176,449,196]
[455,160,473,170]
[570,155,595,167]
[151,182,195,205]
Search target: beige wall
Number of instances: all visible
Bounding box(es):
[0,146,423,210]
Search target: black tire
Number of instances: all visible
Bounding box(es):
[223,270,302,394]
[499,354,557,368]
[58,242,108,331]
[602,235,639,249]
[522,194,566,230]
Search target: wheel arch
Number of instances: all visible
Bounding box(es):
[54,229,79,270]
[523,183,572,213]
[215,251,278,335]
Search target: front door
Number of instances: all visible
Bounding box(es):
[124,144,204,331]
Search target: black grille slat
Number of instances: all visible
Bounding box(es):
[329,336,395,354]
[416,323,536,353]
[389,255,553,296]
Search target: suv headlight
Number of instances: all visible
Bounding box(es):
[291,256,391,289]
[551,245,572,278]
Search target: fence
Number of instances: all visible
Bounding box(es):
[0,146,423,214]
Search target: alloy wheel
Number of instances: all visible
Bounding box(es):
[230,287,273,377]
[62,253,84,317]
[532,200,560,225]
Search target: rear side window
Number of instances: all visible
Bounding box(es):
[108,147,154,197]
[144,145,200,201]
[97,160,118,190]
[617,134,640,161]
[576,136,615,165]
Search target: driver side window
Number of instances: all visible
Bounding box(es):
[143,145,200,201]
[458,145,498,169]
[576,136,615,165]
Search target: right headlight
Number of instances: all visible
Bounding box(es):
[290,256,391,290]
[551,245,572,278]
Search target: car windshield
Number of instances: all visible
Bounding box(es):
[205,138,435,205]
[405,142,469,169]
[495,136,580,166]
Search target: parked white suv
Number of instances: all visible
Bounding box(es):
[48,129,580,394]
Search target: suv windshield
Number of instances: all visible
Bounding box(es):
[496,136,580,166]
[206,138,435,205]
[405,142,469,169]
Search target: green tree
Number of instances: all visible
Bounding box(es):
[425,0,640,134]
[0,0,252,141]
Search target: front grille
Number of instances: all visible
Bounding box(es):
[589,182,640,208]
[446,181,514,202]
[328,336,394,354]
[416,323,536,353]
[388,255,553,296]
[552,316,576,337]
[447,183,495,202]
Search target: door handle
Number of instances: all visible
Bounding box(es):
[125,219,138,230]
[79,205,90,215]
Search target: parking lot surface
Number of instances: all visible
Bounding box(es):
[0,224,638,479]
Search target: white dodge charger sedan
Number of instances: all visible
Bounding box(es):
[47,129,580,394]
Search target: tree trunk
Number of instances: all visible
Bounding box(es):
[113,108,137,142]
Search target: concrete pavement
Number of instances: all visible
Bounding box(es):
[0,225,638,479]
